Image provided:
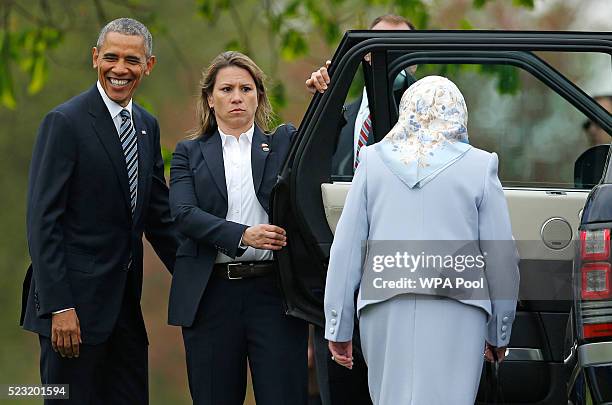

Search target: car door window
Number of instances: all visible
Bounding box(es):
[400,58,611,189]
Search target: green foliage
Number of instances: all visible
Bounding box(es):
[475,0,533,10]
[268,82,286,128]
[196,0,230,21]
[0,31,16,109]
[161,145,172,175]
[280,29,308,60]
[394,0,430,29]
[224,39,244,53]
[270,81,287,110]
[473,0,490,9]
[480,64,521,95]
[460,19,474,30]
[513,0,534,9]
[0,0,539,110]
[18,27,63,94]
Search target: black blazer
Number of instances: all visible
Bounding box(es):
[332,98,361,177]
[168,124,296,327]
[331,74,415,177]
[21,85,178,344]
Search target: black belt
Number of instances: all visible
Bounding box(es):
[213,261,275,280]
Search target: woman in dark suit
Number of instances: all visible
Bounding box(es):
[168,51,308,405]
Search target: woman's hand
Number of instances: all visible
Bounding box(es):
[242,224,287,250]
[329,340,353,369]
[484,342,507,363]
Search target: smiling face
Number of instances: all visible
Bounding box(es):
[92,31,155,107]
[207,66,258,136]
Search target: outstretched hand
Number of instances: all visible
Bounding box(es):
[305,60,331,94]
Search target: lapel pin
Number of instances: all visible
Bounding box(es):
[261,143,270,152]
[141,130,147,135]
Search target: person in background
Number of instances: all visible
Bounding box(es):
[306,14,416,176]
[21,17,178,404]
[583,95,612,146]
[324,76,520,405]
[305,14,415,405]
[168,51,308,405]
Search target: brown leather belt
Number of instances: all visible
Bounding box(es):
[213,261,275,280]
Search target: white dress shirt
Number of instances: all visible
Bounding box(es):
[96,81,133,134]
[216,125,273,263]
[353,87,370,164]
[53,83,135,316]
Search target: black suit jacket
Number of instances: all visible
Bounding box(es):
[331,74,415,177]
[332,98,361,176]
[168,124,296,327]
[21,85,178,344]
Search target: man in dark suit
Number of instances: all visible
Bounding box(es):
[305,14,415,405]
[21,17,178,404]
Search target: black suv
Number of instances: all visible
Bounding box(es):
[272,31,612,404]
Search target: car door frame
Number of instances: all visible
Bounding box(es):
[272,30,612,327]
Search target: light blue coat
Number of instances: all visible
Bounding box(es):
[323,145,520,348]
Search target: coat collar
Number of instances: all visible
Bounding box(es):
[251,125,271,196]
[198,125,271,205]
[199,130,228,202]
[88,85,133,217]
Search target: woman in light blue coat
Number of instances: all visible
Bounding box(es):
[323,76,520,405]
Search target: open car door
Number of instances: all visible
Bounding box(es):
[272,31,612,404]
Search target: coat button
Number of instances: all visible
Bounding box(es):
[501,325,507,332]
[331,310,337,317]
[503,316,509,323]
[501,333,507,340]
[331,319,337,325]
[329,327,335,334]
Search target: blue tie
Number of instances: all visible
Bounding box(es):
[119,109,138,216]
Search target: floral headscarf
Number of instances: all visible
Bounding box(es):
[375,76,471,188]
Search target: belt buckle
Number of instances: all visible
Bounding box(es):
[227,262,243,280]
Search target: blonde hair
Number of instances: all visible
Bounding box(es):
[189,51,273,138]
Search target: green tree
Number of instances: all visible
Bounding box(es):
[0,0,535,111]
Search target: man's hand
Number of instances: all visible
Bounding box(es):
[329,340,353,369]
[305,60,331,94]
[242,224,287,250]
[51,309,81,358]
[484,342,507,363]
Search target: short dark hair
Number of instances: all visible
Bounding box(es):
[369,14,416,30]
[97,18,153,58]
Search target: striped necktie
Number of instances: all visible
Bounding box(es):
[119,109,138,215]
[355,113,371,169]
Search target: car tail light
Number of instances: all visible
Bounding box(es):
[581,262,611,300]
[583,323,612,339]
[576,228,612,340]
[580,229,610,261]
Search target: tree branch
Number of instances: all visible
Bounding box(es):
[92,0,107,26]
[228,1,251,55]
[263,0,279,77]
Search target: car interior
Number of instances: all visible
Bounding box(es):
[272,32,612,404]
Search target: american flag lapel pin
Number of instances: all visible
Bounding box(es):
[261,143,270,152]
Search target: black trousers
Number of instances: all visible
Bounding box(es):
[39,272,148,405]
[182,273,309,405]
[313,325,372,405]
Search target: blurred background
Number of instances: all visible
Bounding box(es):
[1,0,610,403]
